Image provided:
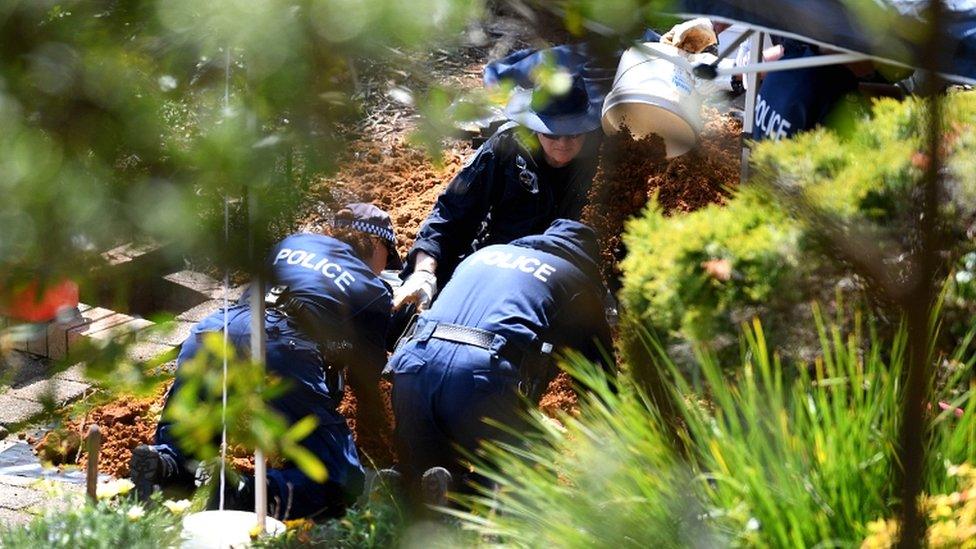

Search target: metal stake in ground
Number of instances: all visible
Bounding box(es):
[85,425,101,502]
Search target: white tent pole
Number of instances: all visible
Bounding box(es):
[250,277,268,529]
[717,52,871,76]
[741,32,764,182]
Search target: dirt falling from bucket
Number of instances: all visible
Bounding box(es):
[583,108,742,285]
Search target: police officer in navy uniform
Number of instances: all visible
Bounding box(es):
[393,74,603,314]
[130,203,400,520]
[387,219,612,503]
[752,40,863,141]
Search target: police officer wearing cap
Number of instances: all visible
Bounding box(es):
[130,203,401,520]
[394,73,603,313]
[387,219,612,502]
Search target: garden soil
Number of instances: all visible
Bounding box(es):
[49,109,741,477]
[35,385,167,478]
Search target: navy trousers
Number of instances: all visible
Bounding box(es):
[389,337,525,487]
[153,306,365,519]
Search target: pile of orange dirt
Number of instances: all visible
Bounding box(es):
[337,379,398,467]
[311,140,473,258]
[583,109,742,284]
[36,386,167,478]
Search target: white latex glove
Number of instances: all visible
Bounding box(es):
[392,270,438,312]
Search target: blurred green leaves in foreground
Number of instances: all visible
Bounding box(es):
[164,332,327,482]
[0,0,482,290]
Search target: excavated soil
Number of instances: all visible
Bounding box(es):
[306,140,473,258]
[336,379,398,467]
[583,108,742,285]
[36,386,166,478]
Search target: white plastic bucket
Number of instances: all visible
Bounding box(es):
[601,42,703,158]
[182,510,286,548]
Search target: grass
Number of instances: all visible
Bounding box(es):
[453,308,976,547]
[0,491,182,549]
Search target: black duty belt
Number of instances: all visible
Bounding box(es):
[430,323,496,350]
[424,321,553,372]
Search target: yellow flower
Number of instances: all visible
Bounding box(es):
[95,478,136,500]
[928,519,960,547]
[861,519,897,549]
[284,518,313,531]
[126,505,145,521]
[96,483,119,500]
[950,464,976,479]
[162,499,192,515]
[932,502,955,520]
[115,479,135,496]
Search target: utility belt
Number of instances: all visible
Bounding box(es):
[265,285,345,397]
[396,317,556,402]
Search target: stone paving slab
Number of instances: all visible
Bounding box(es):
[47,309,93,361]
[125,341,176,363]
[101,241,163,267]
[164,270,223,298]
[70,314,152,345]
[8,324,46,357]
[0,351,49,389]
[214,284,248,302]
[141,319,195,347]
[0,474,40,488]
[6,378,90,406]
[175,299,224,323]
[164,270,248,303]
[29,486,85,516]
[0,483,43,511]
[0,396,43,427]
[0,506,32,527]
[51,364,88,384]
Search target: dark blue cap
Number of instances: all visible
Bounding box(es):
[333,203,402,270]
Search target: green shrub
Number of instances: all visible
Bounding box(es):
[620,187,800,353]
[0,493,181,548]
[620,92,976,365]
[455,313,976,547]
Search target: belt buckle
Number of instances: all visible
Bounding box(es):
[265,285,287,308]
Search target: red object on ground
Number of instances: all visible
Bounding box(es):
[2,279,79,323]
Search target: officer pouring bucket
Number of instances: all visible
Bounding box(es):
[601,42,704,158]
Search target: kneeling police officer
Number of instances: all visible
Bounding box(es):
[130,203,400,520]
[387,219,612,501]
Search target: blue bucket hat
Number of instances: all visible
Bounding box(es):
[332,203,402,270]
[504,73,602,136]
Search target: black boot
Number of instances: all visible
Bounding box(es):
[129,445,165,502]
[421,466,452,507]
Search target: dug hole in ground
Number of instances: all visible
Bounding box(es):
[36,84,742,484]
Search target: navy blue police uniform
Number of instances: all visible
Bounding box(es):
[389,219,611,483]
[406,125,600,286]
[152,232,392,519]
[752,42,859,141]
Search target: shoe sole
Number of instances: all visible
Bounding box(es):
[421,467,452,507]
[130,446,160,502]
